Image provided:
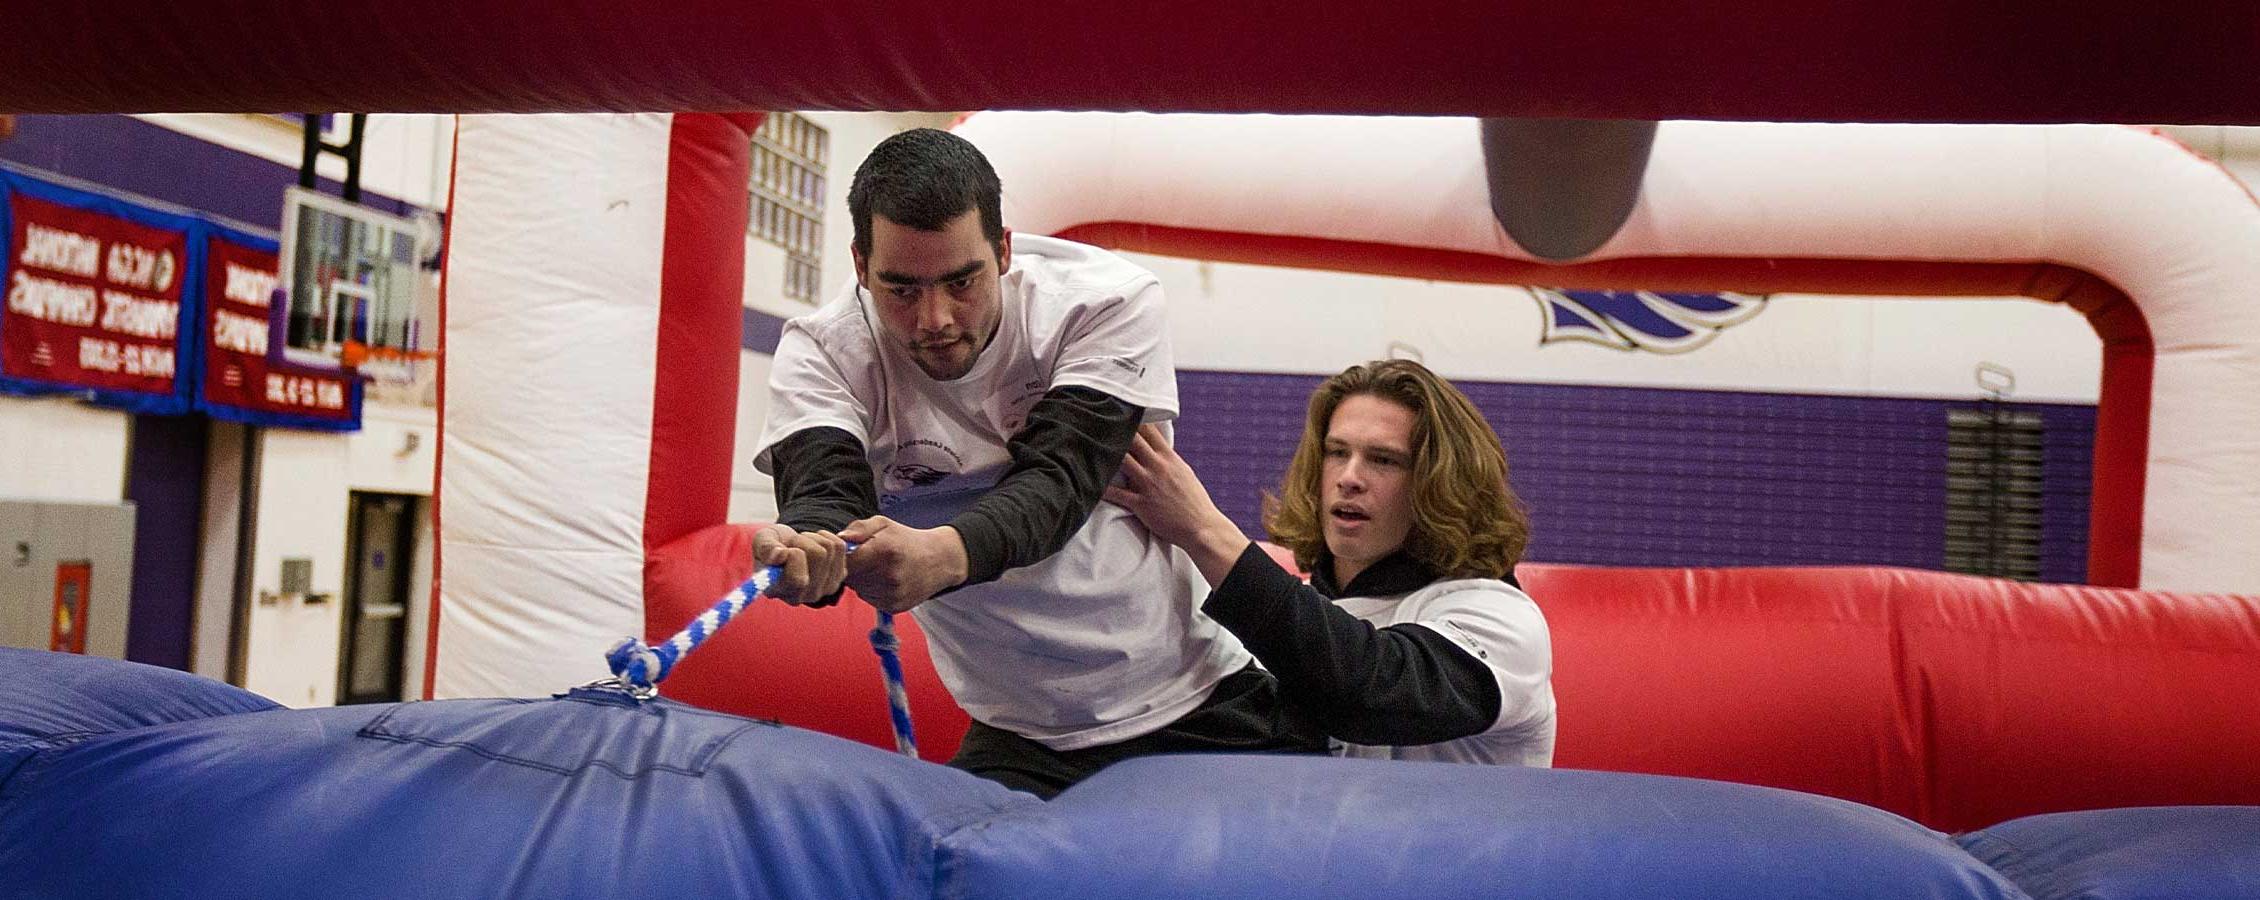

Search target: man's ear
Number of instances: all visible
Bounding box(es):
[852,245,869,289]
[994,228,1013,277]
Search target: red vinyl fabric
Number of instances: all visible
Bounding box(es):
[646,528,2260,830]
[1526,564,2260,831]
[0,2,2255,124]
[642,113,756,556]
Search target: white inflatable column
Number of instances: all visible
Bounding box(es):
[428,114,752,698]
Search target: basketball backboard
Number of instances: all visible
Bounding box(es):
[271,186,435,398]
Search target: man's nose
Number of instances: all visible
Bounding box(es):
[915,294,954,333]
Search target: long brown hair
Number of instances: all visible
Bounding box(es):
[1263,359,1530,580]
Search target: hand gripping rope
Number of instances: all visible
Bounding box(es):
[602,543,918,757]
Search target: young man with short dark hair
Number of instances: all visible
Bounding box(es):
[751,128,1324,797]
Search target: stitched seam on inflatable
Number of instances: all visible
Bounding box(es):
[930,811,1049,900]
[354,704,773,779]
[1953,831,2058,899]
[355,725,767,779]
[0,732,102,808]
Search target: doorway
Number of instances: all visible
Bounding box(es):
[339,491,416,704]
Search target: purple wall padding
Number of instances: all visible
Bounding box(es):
[1176,370,2095,582]
[0,114,415,229]
[124,414,208,670]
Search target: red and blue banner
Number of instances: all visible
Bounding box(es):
[198,226,359,430]
[0,164,361,429]
[1,168,200,414]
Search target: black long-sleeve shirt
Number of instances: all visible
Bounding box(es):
[767,385,1142,602]
[1202,545,1506,746]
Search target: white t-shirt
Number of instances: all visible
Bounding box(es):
[1332,578,1556,766]
[754,234,1252,751]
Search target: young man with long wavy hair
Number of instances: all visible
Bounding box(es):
[1107,358,1556,764]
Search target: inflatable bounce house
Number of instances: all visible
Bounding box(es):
[6,6,2260,899]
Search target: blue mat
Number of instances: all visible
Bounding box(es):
[940,753,2031,900]
[1959,806,2260,900]
[0,652,1032,900]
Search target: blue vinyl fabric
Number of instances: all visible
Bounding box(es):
[0,652,1033,900]
[938,753,2034,900]
[0,647,278,783]
[9,650,2257,900]
[1957,807,2260,900]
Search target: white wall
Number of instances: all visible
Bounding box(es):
[401,493,436,701]
[730,351,780,524]
[190,421,247,681]
[799,112,957,303]
[2159,126,2260,200]
[734,237,792,521]
[1,396,437,699]
[351,405,440,494]
[136,114,456,210]
[743,234,798,319]
[1139,252,2104,403]
[0,396,129,502]
[731,113,956,523]
[236,406,437,706]
[239,427,350,707]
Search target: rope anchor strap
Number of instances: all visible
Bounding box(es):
[601,542,918,757]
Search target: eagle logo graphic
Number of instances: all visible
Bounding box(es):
[888,463,951,488]
[1533,288,1768,354]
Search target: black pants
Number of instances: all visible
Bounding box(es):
[949,664,1329,799]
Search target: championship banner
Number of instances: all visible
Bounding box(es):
[196,226,360,429]
[0,169,199,413]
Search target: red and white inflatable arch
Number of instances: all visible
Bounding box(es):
[428,115,2260,818]
[953,113,2260,594]
[428,113,2260,737]
[1,0,2251,824]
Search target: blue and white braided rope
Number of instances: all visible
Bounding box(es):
[603,545,919,757]
[604,566,775,689]
[868,612,918,757]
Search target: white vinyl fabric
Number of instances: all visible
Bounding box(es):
[434,114,675,697]
[958,114,2260,593]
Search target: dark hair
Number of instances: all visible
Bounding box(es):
[848,128,1004,258]
[1264,359,1531,580]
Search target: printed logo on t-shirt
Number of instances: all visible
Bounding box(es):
[883,438,965,493]
[889,463,950,487]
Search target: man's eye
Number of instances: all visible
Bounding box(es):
[890,286,919,299]
[949,277,975,292]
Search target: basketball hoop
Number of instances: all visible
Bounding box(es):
[341,340,438,385]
